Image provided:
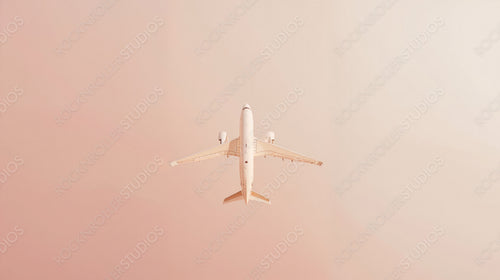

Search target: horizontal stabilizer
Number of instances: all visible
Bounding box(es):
[223,191,243,204]
[251,191,271,205]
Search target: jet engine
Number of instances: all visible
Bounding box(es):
[265,131,275,144]
[218,131,227,144]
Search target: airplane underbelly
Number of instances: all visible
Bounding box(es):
[239,108,254,194]
[240,138,254,187]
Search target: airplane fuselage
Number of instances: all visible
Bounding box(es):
[239,105,254,204]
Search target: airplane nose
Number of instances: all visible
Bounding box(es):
[242,104,251,110]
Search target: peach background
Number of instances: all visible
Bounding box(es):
[1,0,500,279]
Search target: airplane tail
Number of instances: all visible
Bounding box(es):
[222,190,271,205]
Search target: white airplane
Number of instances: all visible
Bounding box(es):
[170,104,323,205]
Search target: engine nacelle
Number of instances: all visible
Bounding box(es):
[218,131,227,144]
[265,131,275,144]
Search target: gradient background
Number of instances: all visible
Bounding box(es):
[1,0,500,279]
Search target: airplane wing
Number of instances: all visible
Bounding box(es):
[170,138,239,166]
[255,140,323,166]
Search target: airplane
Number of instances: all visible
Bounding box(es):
[170,104,323,205]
